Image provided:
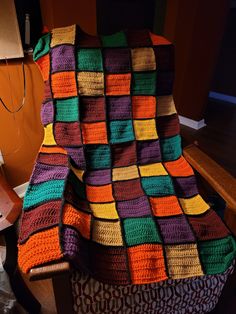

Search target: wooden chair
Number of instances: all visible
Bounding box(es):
[28,144,236,314]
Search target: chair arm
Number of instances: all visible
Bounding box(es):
[28,261,70,281]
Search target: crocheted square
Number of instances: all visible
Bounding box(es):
[106,74,131,96]
[132,72,156,95]
[131,48,156,71]
[55,97,79,122]
[90,244,129,285]
[126,29,152,47]
[85,145,111,170]
[109,120,135,144]
[116,196,151,218]
[139,162,168,177]
[154,44,175,71]
[107,96,132,120]
[132,96,156,119]
[156,71,174,96]
[134,119,158,140]
[92,219,123,246]
[189,209,229,241]
[165,244,203,279]
[81,122,108,144]
[33,33,50,61]
[172,176,198,198]
[113,179,144,201]
[127,244,167,284]
[51,45,75,73]
[137,140,161,164]
[36,53,50,81]
[150,196,182,217]
[103,48,130,73]
[86,184,114,203]
[141,176,175,196]
[50,25,76,47]
[41,101,54,126]
[84,169,111,185]
[157,95,177,117]
[44,80,53,101]
[23,180,66,209]
[51,71,77,98]
[112,165,139,181]
[77,48,103,71]
[123,217,162,246]
[157,215,195,244]
[111,141,137,167]
[101,31,127,47]
[43,124,56,145]
[179,195,209,215]
[160,135,182,161]
[149,32,171,46]
[80,97,106,122]
[64,183,89,212]
[78,33,101,48]
[54,122,82,146]
[198,236,236,274]
[164,156,194,177]
[30,162,68,184]
[90,202,119,219]
[37,152,68,167]
[156,113,180,138]
[77,72,104,96]
[66,147,86,169]
[62,203,91,239]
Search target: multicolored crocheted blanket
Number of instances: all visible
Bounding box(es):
[18,25,236,285]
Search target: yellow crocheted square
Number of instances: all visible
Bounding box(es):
[77,72,104,96]
[51,25,76,47]
[112,165,139,181]
[43,124,56,145]
[157,95,177,117]
[131,48,156,71]
[90,202,119,219]
[179,195,210,215]
[165,243,203,279]
[92,220,123,246]
[139,162,167,177]
[134,119,158,140]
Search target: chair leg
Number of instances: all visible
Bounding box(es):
[52,272,74,314]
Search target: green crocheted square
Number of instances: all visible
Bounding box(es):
[123,217,162,246]
[55,97,79,122]
[33,33,51,61]
[109,120,135,144]
[77,49,103,71]
[85,145,111,169]
[141,176,175,196]
[160,135,182,161]
[101,31,127,47]
[199,236,236,275]
[23,180,65,209]
[132,72,156,95]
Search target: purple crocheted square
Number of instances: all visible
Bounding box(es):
[51,45,75,73]
[103,48,130,73]
[116,196,151,218]
[107,96,132,120]
[84,169,111,185]
[41,101,54,125]
[137,140,162,164]
[173,176,199,198]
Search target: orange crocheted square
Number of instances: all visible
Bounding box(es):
[51,71,77,98]
[164,156,194,177]
[39,146,67,154]
[149,32,171,46]
[86,184,114,203]
[36,53,50,81]
[81,122,108,144]
[150,196,182,217]
[128,244,167,284]
[132,96,156,119]
[106,73,131,95]
[62,203,91,239]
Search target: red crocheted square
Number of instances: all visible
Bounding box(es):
[111,141,137,167]
[113,179,144,201]
[54,122,82,146]
[80,97,106,122]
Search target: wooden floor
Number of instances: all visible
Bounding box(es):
[22,99,236,313]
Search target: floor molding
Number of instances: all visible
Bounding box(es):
[209,91,236,104]
[13,181,29,198]
[179,115,206,130]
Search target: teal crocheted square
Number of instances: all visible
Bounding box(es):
[101,31,127,47]
[141,176,175,196]
[85,145,111,169]
[55,97,79,122]
[132,72,156,95]
[123,217,162,246]
[160,135,182,161]
[33,32,51,61]
[77,49,103,71]
[109,120,135,144]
